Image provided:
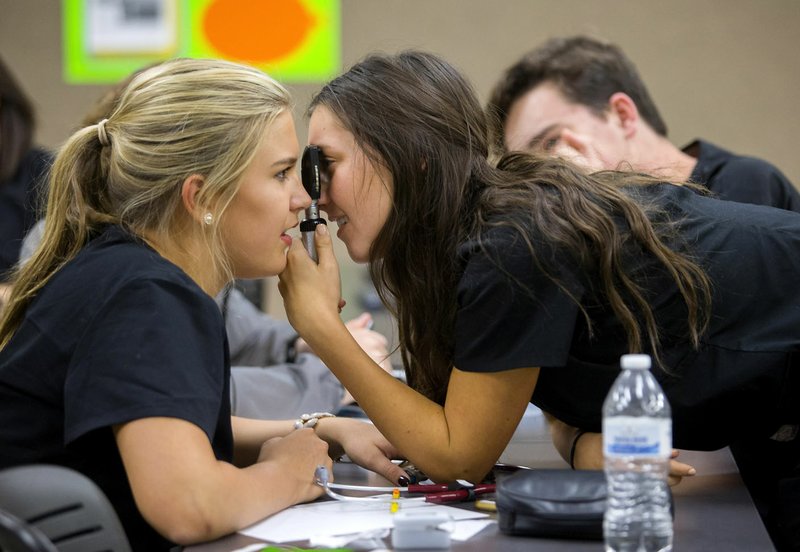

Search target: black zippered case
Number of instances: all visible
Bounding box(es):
[496,469,607,540]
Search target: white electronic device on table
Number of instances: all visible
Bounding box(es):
[391,510,452,549]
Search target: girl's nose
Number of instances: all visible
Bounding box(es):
[292,175,312,211]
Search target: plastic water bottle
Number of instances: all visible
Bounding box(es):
[602,354,673,552]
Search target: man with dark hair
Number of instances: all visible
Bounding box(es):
[489,36,800,550]
[487,35,800,212]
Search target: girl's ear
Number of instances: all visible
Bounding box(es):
[180,174,208,225]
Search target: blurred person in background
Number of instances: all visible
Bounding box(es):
[487,35,800,212]
[0,55,51,307]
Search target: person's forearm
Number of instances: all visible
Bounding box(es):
[156,459,301,544]
[544,411,578,463]
[543,412,602,470]
[117,418,326,545]
[303,322,490,482]
[231,416,294,466]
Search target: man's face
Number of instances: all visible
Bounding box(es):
[503,81,630,171]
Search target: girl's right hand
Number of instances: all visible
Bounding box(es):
[279,224,343,338]
[256,428,332,504]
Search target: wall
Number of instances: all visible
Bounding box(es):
[2,0,799,334]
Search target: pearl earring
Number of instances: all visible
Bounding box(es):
[203,212,214,225]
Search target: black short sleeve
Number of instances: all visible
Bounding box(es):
[0,148,51,278]
[66,277,227,444]
[710,157,800,211]
[454,230,584,372]
[685,139,800,213]
[0,225,231,550]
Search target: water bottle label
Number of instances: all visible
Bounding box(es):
[603,416,671,458]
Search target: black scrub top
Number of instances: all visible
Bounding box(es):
[684,139,800,212]
[454,184,800,450]
[0,225,233,551]
[0,148,51,279]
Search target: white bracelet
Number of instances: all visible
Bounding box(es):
[293,412,336,430]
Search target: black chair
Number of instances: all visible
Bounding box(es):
[0,507,59,552]
[0,465,131,552]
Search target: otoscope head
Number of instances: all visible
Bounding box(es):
[301,145,323,201]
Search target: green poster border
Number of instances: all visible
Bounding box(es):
[63,0,340,84]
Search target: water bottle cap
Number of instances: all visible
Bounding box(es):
[620,354,651,370]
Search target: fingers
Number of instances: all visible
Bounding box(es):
[330,422,407,485]
[383,462,412,486]
[556,128,605,171]
[346,314,389,350]
[559,128,589,155]
[258,429,331,473]
[278,429,332,501]
[313,225,345,311]
[285,231,309,262]
[669,450,695,474]
[348,325,391,373]
[346,312,373,330]
[314,223,335,269]
[349,328,389,349]
[670,460,696,476]
[358,451,409,486]
[280,223,346,325]
[667,457,696,487]
[552,142,580,163]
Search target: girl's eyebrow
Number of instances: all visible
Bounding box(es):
[271,156,298,167]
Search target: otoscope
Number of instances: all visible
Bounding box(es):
[300,145,327,262]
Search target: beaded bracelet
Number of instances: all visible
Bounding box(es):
[569,429,587,470]
[293,412,336,430]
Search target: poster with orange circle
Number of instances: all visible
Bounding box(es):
[64,0,340,84]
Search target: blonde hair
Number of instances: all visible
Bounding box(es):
[0,58,291,346]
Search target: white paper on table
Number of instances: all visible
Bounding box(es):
[239,498,489,544]
[450,518,497,541]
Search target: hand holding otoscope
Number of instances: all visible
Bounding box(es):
[298,145,345,312]
[296,146,398,369]
[300,145,327,262]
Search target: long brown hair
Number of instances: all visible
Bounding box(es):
[309,51,710,404]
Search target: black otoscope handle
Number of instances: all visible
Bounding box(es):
[300,145,327,262]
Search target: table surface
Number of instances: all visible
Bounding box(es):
[187,426,776,552]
